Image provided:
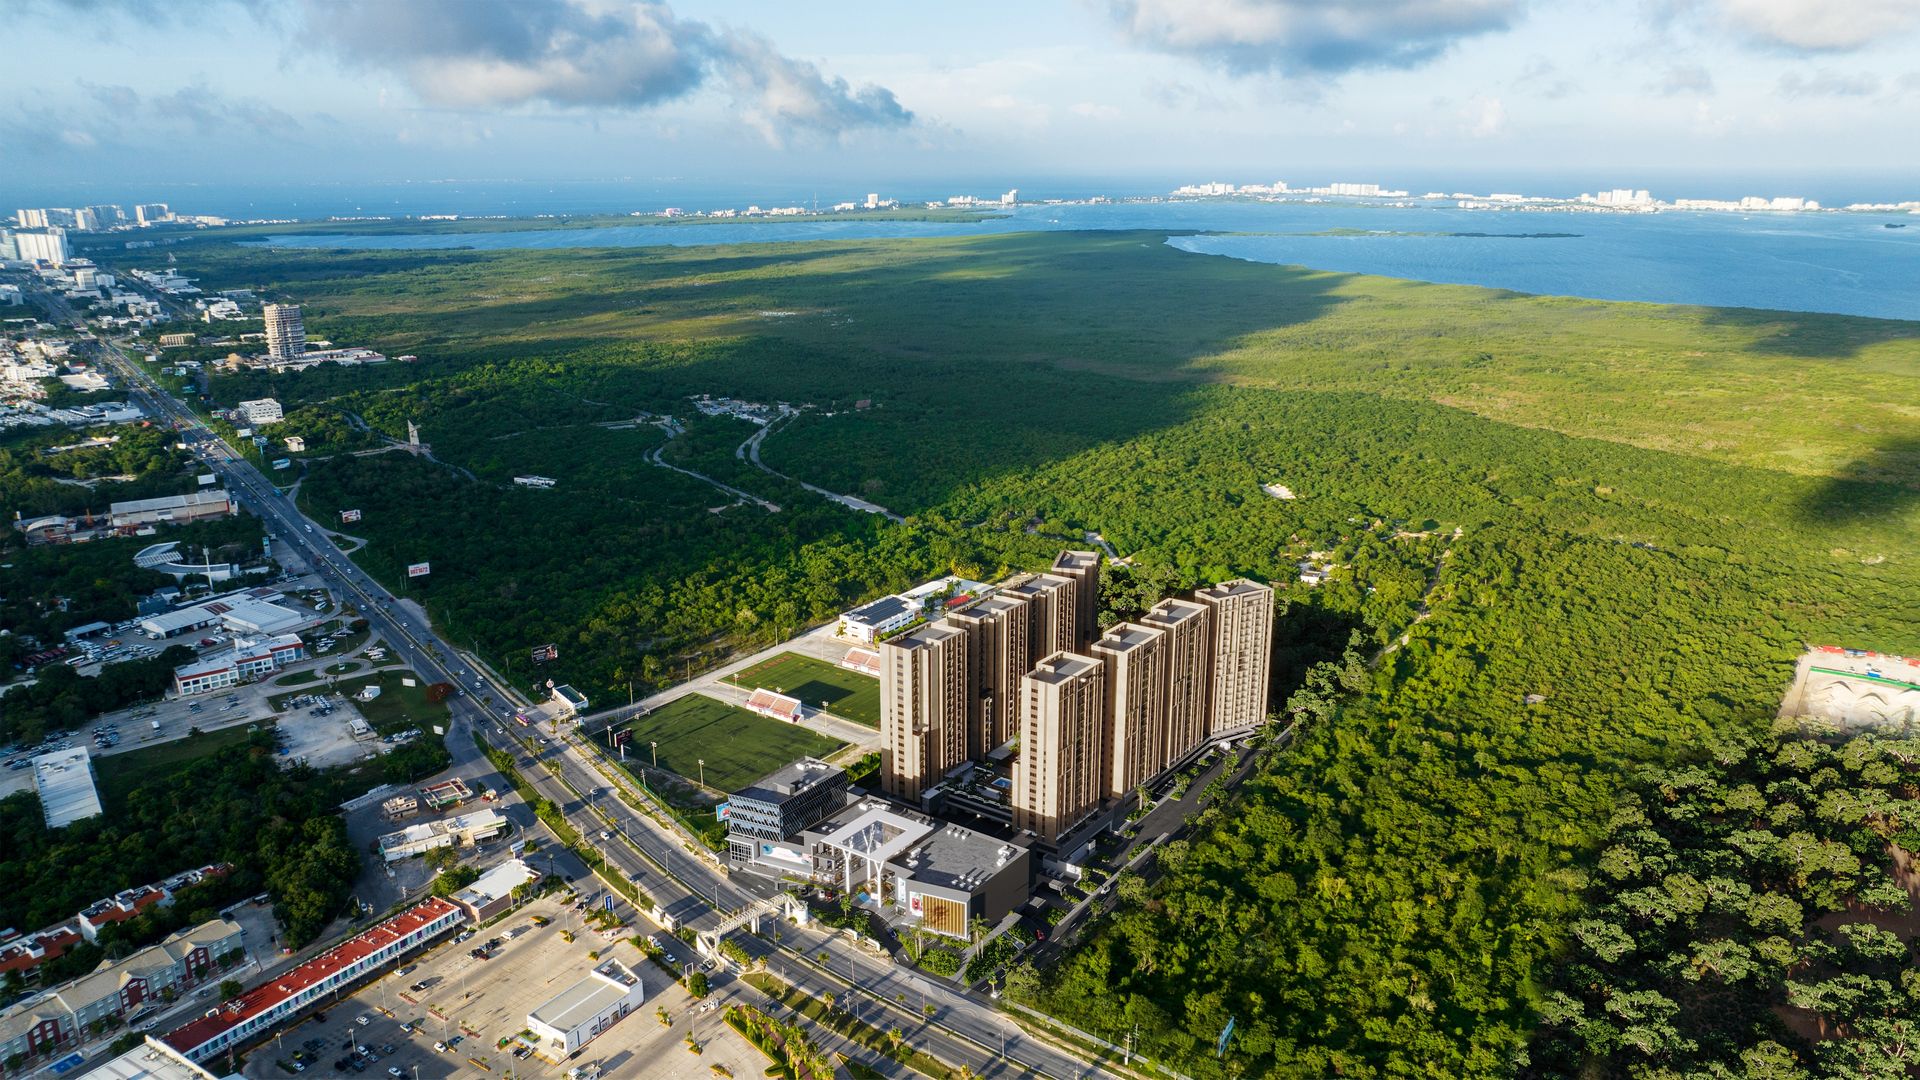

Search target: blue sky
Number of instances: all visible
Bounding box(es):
[6,0,1919,194]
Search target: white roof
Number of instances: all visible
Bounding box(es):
[33,747,102,828]
[815,801,932,867]
[76,1038,220,1080]
[453,858,538,907]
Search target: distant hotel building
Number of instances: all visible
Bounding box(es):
[877,552,1275,845]
[262,303,305,361]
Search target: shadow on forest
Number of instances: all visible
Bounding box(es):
[1271,605,1370,703]
[1693,305,1920,358]
[1798,436,1920,524]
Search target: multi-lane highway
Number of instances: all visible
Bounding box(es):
[77,327,1117,1080]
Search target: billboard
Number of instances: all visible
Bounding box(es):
[340,509,362,524]
[531,643,558,663]
[270,458,291,470]
[406,562,431,578]
[197,473,216,485]
[714,802,730,822]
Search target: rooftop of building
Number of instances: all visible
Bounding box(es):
[1143,597,1208,625]
[1196,578,1273,601]
[452,859,538,908]
[949,593,1025,620]
[897,821,1026,894]
[528,959,640,1032]
[1026,651,1102,685]
[1092,622,1164,655]
[1003,571,1073,598]
[76,1038,220,1080]
[162,898,460,1058]
[1052,550,1100,571]
[885,619,964,650]
[108,491,229,516]
[809,799,935,867]
[33,746,102,828]
[376,808,507,852]
[732,758,844,804]
[844,594,914,624]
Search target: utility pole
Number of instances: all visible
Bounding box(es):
[698,759,705,789]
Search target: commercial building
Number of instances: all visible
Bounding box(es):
[449,858,539,923]
[946,593,1030,758]
[107,490,232,529]
[1091,623,1169,798]
[838,593,917,643]
[375,808,509,862]
[134,204,170,227]
[171,634,306,696]
[139,587,305,640]
[1196,579,1275,736]
[0,919,242,1066]
[526,958,644,1056]
[879,620,971,803]
[33,747,103,828]
[162,898,463,1063]
[15,228,71,265]
[262,304,304,361]
[233,398,283,426]
[803,797,1030,938]
[1011,652,1107,842]
[550,684,589,717]
[726,758,848,872]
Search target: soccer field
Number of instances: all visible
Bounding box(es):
[724,651,882,729]
[614,692,847,792]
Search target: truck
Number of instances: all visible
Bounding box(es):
[151,720,161,731]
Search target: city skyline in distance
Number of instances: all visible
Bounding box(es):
[6,0,1919,192]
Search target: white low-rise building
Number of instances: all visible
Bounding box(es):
[376,808,509,862]
[172,634,306,695]
[526,959,645,1056]
[233,398,282,425]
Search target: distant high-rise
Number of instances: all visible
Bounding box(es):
[72,207,100,232]
[263,303,306,360]
[14,228,70,265]
[15,209,49,229]
[946,593,1030,758]
[1091,623,1167,798]
[878,620,971,803]
[134,203,170,227]
[1195,579,1274,735]
[1013,652,1106,842]
[1002,572,1077,664]
[1052,550,1101,651]
[1141,597,1212,771]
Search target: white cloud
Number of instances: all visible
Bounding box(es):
[1662,0,1920,51]
[1777,68,1882,96]
[1462,94,1508,136]
[1647,64,1715,95]
[1107,0,1523,76]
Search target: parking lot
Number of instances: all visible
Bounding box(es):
[241,893,754,1080]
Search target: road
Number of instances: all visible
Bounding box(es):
[77,325,1113,1080]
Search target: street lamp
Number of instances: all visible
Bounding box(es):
[697,759,705,788]
[650,741,658,769]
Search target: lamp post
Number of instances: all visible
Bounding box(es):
[650,742,658,769]
[697,759,705,789]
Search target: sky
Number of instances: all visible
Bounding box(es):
[5,0,1920,198]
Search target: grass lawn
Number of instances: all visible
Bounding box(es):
[614,692,845,793]
[95,723,267,807]
[723,652,881,729]
[273,669,321,687]
[334,669,451,735]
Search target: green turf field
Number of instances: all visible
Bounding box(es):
[723,651,882,729]
[615,692,847,792]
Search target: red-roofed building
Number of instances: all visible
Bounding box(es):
[77,888,168,943]
[0,924,84,977]
[162,898,463,1063]
[745,688,803,723]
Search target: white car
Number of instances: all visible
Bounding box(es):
[355,1015,370,1026]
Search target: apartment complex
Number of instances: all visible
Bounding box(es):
[1013,652,1108,840]
[877,552,1275,845]
[878,620,971,803]
[261,304,304,361]
[1196,579,1276,736]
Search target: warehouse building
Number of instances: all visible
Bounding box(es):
[33,747,102,828]
[526,958,644,1056]
[107,491,232,530]
[450,858,539,923]
[138,587,304,639]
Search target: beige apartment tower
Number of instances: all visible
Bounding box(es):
[1142,598,1213,771]
[1051,550,1102,651]
[263,303,306,361]
[878,620,971,803]
[945,593,1031,758]
[1003,572,1078,665]
[1195,579,1275,735]
[1090,623,1169,798]
[1012,651,1107,842]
